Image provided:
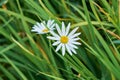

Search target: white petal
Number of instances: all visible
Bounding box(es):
[68,27,79,37]
[31,26,45,34]
[50,28,55,31]
[71,41,81,45]
[36,27,43,31]
[50,20,55,25]
[47,20,54,28]
[62,44,65,56]
[47,36,59,40]
[47,20,51,27]
[56,24,62,36]
[36,32,45,34]
[70,38,80,41]
[66,44,72,55]
[36,22,41,27]
[56,43,62,52]
[50,24,55,29]
[31,26,42,33]
[52,41,60,46]
[42,21,46,24]
[41,23,46,28]
[70,47,77,54]
[50,31,60,39]
[37,23,45,30]
[68,43,78,49]
[34,24,39,27]
[62,22,65,35]
[65,23,70,35]
[69,33,81,39]
[31,21,55,34]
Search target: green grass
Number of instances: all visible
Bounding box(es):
[0,0,120,80]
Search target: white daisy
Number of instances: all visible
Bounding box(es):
[47,22,81,56]
[31,20,55,34]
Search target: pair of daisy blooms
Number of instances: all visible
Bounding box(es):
[31,20,81,56]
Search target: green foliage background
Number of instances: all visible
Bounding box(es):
[0,0,120,80]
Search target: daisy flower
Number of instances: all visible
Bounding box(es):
[31,20,55,34]
[47,22,81,56]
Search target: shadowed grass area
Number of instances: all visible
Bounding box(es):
[0,0,120,80]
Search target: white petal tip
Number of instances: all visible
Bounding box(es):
[47,36,50,39]
[62,54,65,56]
[55,49,59,52]
[79,43,82,45]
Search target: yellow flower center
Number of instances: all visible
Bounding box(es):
[42,29,49,32]
[60,36,69,44]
